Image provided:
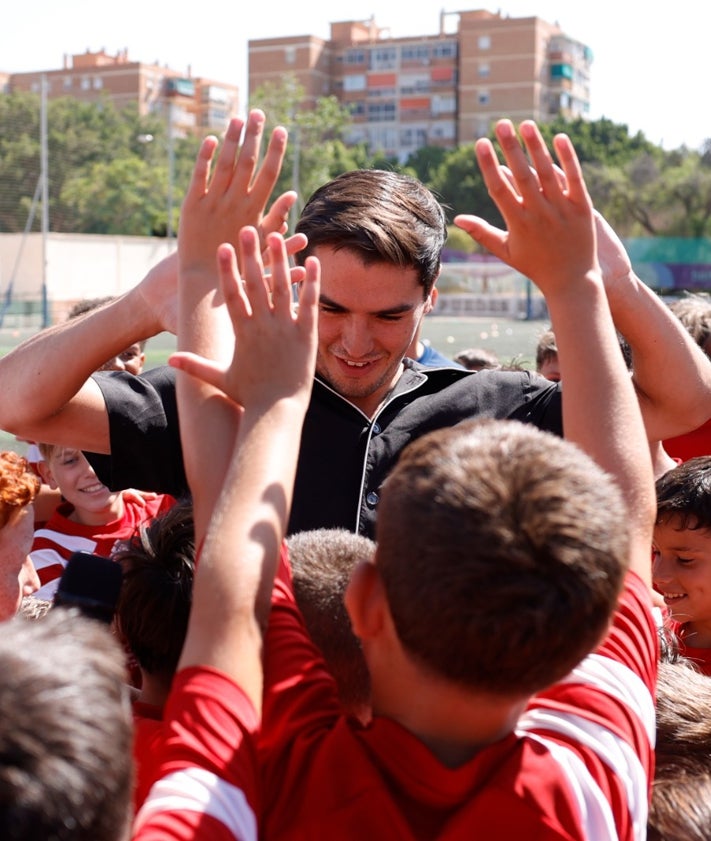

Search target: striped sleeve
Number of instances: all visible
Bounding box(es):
[132,667,260,841]
[516,573,657,841]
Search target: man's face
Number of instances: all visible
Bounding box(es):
[313,246,431,417]
[0,505,35,621]
[653,517,711,642]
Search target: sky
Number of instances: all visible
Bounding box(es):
[3,1,707,151]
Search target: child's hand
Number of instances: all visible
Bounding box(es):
[169,228,319,411]
[178,110,289,280]
[454,119,600,299]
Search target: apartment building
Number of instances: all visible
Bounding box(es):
[248,9,592,162]
[8,48,239,137]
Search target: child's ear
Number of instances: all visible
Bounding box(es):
[37,461,58,490]
[345,558,387,641]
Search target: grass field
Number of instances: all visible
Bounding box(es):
[0,316,550,455]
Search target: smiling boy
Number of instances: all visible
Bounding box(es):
[653,455,711,673]
[30,443,175,599]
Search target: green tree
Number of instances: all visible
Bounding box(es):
[249,75,355,221]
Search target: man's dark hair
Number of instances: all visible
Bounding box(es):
[375,418,629,696]
[0,607,133,840]
[295,169,447,295]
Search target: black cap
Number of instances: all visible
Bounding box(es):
[53,551,122,624]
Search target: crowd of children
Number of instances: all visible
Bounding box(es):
[0,111,710,840]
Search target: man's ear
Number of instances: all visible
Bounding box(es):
[424,286,438,315]
[345,558,387,641]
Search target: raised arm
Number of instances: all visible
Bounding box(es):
[0,252,178,453]
[171,228,319,709]
[594,211,711,443]
[455,120,655,585]
[176,109,306,540]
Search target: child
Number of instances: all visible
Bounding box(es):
[30,442,175,599]
[652,454,711,674]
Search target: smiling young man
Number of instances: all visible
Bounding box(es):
[0,111,710,541]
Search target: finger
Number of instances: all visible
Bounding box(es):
[238,227,272,309]
[453,215,509,261]
[475,135,523,221]
[232,109,267,194]
[517,121,559,198]
[297,256,320,339]
[284,233,308,259]
[263,190,297,237]
[264,233,293,315]
[249,125,289,209]
[209,118,245,196]
[552,133,591,208]
[491,120,540,198]
[185,135,220,204]
[169,351,228,391]
[216,242,252,321]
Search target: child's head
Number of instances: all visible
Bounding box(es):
[653,457,711,630]
[68,297,147,374]
[353,418,629,699]
[534,329,560,381]
[112,498,194,681]
[287,528,373,718]
[649,656,711,840]
[37,444,121,524]
[0,451,40,620]
[0,607,133,840]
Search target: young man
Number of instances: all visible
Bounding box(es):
[0,110,708,541]
[146,118,657,838]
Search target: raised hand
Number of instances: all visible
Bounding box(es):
[170,227,319,411]
[454,119,600,297]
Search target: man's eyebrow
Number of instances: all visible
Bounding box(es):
[319,294,415,317]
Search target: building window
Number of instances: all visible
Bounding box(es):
[344,74,366,92]
[372,47,396,70]
[478,35,491,50]
[345,49,366,65]
[432,42,457,59]
[81,76,91,91]
[368,102,396,122]
[478,90,490,105]
[479,63,490,78]
[285,46,297,65]
[402,45,430,64]
[93,76,103,90]
[63,76,72,90]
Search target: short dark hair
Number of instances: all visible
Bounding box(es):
[295,169,447,295]
[288,528,373,713]
[655,456,711,531]
[113,497,194,677]
[375,418,628,696]
[0,607,133,840]
[668,293,711,353]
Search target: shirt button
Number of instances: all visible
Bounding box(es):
[372,422,381,434]
[366,491,379,507]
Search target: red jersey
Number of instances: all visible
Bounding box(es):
[31,494,175,599]
[132,668,260,841]
[259,550,657,841]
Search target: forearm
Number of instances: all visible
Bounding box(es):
[607,271,711,440]
[177,268,240,543]
[549,277,655,584]
[180,398,305,706]
[0,285,162,433]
